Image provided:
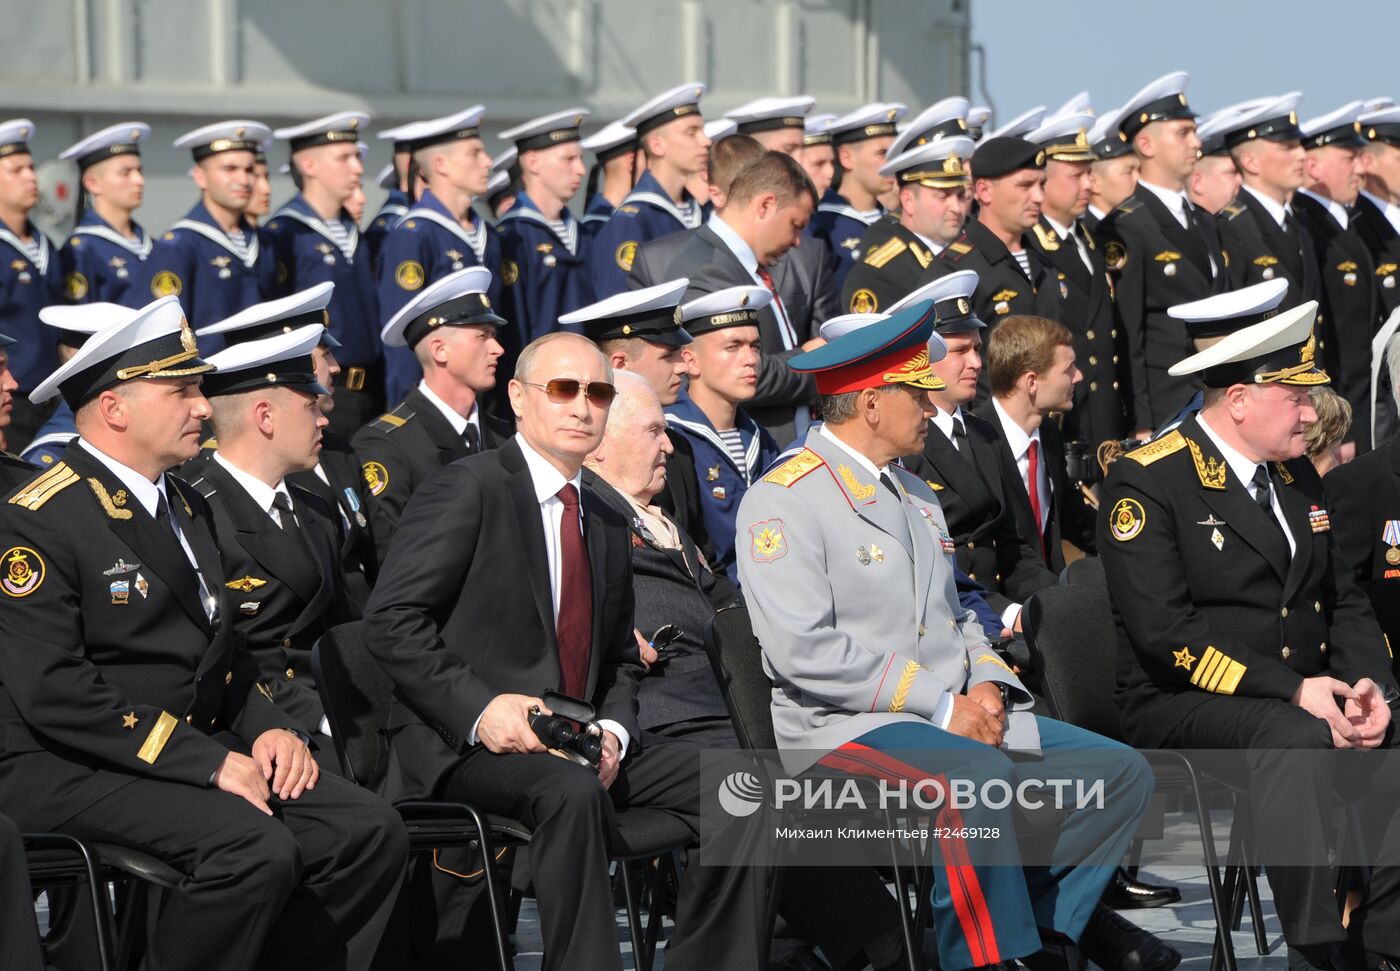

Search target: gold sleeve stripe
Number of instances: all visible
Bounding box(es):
[8,464,80,510]
[865,238,907,268]
[375,412,407,427]
[137,711,179,764]
[1190,646,1245,695]
[888,659,920,713]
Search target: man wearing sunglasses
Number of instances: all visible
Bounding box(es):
[352,266,513,556]
[365,330,763,969]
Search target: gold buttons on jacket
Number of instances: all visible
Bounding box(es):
[1281,646,1291,659]
[1314,602,1322,613]
[1281,607,1289,618]
[918,624,927,637]
[285,668,295,680]
[224,671,232,685]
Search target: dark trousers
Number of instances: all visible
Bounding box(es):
[434,737,764,971]
[21,772,408,971]
[327,365,385,441]
[1167,695,1400,956]
[1,813,43,971]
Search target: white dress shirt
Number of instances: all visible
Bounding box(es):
[1241,184,1291,229]
[991,399,1049,534]
[1043,212,1092,274]
[77,439,216,620]
[1296,187,1349,230]
[212,452,295,526]
[1137,179,1191,230]
[818,424,955,731]
[707,213,799,349]
[470,435,630,756]
[1195,414,1296,556]
[417,380,480,439]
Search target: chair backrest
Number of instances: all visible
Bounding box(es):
[702,606,778,751]
[1061,554,1105,587]
[1020,583,1124,741]
[310,621,394,789]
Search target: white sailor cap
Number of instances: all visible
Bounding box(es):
[966,106,992,137]
[1089,106,1132,160]
[879,135,974,185]
[60,123,150,171]
[382,266,503,348]
[678,285,771,337]
[982,105,1045,143]
[0,119,35,158]
[376,120,421,152]
[623,83,707,137]
[1360,105,1400,147]
[1168,278,1289,340]
[174,120,273,161]
[888,97,971,158]
[201,324,329,398]
[1028,112,1096,163]
[1218,93,1304,149]
[559,278,692,347]
[491,146,518,176]
[1119,71,1194,140]
[803,113,839,146]
[581,120,638,160]
[38,302,128,348]
[1361,98,1395,115]
[1301,101,1368,150]
[375,162,397,190]
[1168,299,1326,387]
[31,297,211,408]
[1050,91,1093,119]
[1195,99,1270,157]
[724,96,816,135]
[888,270,983,334]
[829,103,907,145]
[819,312,885,342]
[198,283,340,349]
[499,109,590,153]
[486,169,513,200]
[704,118,737,142]
[391,107,486,154]
[272,112,369,153]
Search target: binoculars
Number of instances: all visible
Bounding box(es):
[528,691,604,767]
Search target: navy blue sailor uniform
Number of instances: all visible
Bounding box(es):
[579,192,616,244]
[376,188,503,404]
[61,212,157,308]
[664,392,779,585]
[809,187,883,292]
[497,194,594,370]
[590,169,705,299]
[18,403,77,468]
[148,201,276,348]
[363,187,408,270]
[0,223,62,399]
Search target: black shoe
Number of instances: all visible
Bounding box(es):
[1079,904,1181,971]
[768,945,831,971]
[1289,943,1363,971]
[1102,868,1181,910]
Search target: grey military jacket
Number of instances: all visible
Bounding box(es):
[737,428,1039,774]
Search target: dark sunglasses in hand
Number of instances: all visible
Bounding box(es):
[523,378,618,407]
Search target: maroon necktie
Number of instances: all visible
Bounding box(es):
[1027,439,1047,563]
[555,484,593,699]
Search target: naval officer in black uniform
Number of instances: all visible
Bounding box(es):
[0,296,407,971]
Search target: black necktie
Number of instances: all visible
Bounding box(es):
[463,422,482,452]
[1252,465,1282,534]
[272,492,296,530]
[879,472,901,501]
[950,416,969,453]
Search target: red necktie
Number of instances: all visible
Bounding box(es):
[755,267,798,348]
[1027,439,1047,563]
[555,484,593,699]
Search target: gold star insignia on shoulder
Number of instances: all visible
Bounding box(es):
[1173,647,1196,671]
[122,711,139,729]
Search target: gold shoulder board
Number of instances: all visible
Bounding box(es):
[864,238,908,268]
[1126,430,1186,467]
[8,463,80,511]
[763,449,825,488]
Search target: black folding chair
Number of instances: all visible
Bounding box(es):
[313,621,692,971]
[703,605,936,971]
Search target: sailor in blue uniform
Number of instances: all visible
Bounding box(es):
[809,102,907,291]
[664,286,781,583]
[590,83,712,299]
[579,120,638,245]
[376,106,501,404]
[147,120,277,349]
[364,122,416,270]
[495,109,595,374]
[17,302,119,466]
[483,147,518,222]
[57,122,157,309]
[0,119,63,449]
[265,112,383,436]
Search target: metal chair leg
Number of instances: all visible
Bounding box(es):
[618,860,649,971]
[461,806,513,971]
[1173,763,1236,971]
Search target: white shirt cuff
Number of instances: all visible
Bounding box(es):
[931,691,954,731]
[319,716,332,738]
[596,720,630,761]
[999,603,1022,631]
[468,711,484,747]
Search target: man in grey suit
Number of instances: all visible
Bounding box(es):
[738,299,1168,971]
[631,147,835,447]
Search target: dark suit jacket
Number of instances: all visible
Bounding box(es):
[1324,434,1400,664]
[900,411,1058,614]
[1217,189,1321,308]
[352,387,514,564]
[654,429,715,565]
[181,460,355,735]
[584,473,738,733]
[0,445,297,823]
[653,223,820,446]
[0,453,36,495]
[363,439,645,800]
[1351,193,1400,319]
[288,430,378,606]
[973,401,1098,573]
